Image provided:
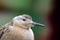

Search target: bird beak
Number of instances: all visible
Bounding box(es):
[32,22,45,27]
[30,21,45,27]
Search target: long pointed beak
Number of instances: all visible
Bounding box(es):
[32,22,45,27]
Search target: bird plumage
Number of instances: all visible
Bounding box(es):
[0,22,34,40]
[0,14,34,40]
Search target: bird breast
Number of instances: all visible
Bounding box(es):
[23,28,34,40]
[0,26,34,40]
[13,26,34,40]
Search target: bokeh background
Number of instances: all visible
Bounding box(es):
[0,0,52,40]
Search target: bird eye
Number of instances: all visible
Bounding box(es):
[22,19,26,21]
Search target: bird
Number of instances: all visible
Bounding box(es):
[0,14,45,40]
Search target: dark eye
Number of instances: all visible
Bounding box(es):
[22,19,26,21]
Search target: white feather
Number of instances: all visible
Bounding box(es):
[23,28,34,40]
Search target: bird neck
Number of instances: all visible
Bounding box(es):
[13,24,30,30]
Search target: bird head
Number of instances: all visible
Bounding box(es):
[12,14,45,29]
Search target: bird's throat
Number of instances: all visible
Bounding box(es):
[13,24,30,30]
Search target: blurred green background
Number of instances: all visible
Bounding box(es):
[0,0,51,40]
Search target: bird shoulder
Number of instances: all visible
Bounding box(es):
[0,22,13,39]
